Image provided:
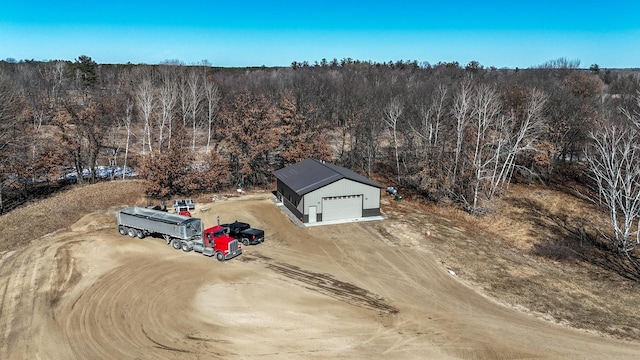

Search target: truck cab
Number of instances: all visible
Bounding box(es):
[177,224,241,261]
[199,225,242,261]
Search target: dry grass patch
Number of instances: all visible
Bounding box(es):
[0,180,147,252]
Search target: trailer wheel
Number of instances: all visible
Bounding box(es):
[216,252,225,262]
[136,229,145,239]
[171,239,181,250]
[181,243,190,252]
[118,226,127,236]
[242,238,250,246]
[127,228,136,238]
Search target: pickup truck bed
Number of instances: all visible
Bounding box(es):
[221,221,265,246]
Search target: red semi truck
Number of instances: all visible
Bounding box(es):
[117,207,241,261]
[180,224,242,261]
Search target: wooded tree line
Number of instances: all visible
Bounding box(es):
[1,56,640,261]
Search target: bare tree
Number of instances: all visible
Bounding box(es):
[0,72,25,213]
[451,79,472,186]
[384,97,403,183]
[469,84,502,212]
[57,94,119,183]
[29,107,46,183]
[178,71,189,130]
[52,61,65,104]
[585,121,640,261]
[492,88,547,195]
[406,83,451,201]
[157,73,177,152]
[410,84,447,150]
[136,78,155,154]
[358,107,382,177]
[187,71,202,151]
[121,99,134,180]
[448,83,547,213]
[36,61,65,106]
[203,77,221,152]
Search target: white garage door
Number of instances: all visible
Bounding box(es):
[322,195,362,221]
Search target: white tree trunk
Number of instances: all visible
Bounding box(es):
[384,98,402,183]
[586,122,640,255]
[452,80,472,186]
[188,72,202,152]
[158,77,177,153]
[136,78,154,154]
[122,100,133,180]
[204,80,221,153]
[470,84,501,212]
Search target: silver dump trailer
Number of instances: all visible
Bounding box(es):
[117,206,203,244]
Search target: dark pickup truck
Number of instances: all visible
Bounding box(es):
[221,221,265,246]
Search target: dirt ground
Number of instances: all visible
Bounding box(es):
[2,191,640,359]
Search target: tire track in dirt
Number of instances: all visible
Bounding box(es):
[0,239,75,359]
[55,236,243,360]
[250,253,398,315]
[320,227,429,312]
[0,251,21,358]
[1,248,51,358]
[324,254,433,356]
[316,239,401,300]
[47,240,83,308]
[246,225,434,358]
[333,228,446,356]
[61,255,190,358]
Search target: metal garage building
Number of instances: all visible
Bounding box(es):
[273,159,384,224]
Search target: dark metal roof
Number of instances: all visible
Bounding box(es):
[272,158,383,195]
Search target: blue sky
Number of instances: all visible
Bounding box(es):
[1,1,639,68]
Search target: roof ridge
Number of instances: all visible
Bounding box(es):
[273,158,383,195]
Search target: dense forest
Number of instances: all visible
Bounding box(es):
[1,56,639,262]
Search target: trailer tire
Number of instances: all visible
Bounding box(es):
[118,226,127,236]
[136,229,145,239]
[171,239,181,250]
[128,228,136,238]
[216,252,225,262]
[182,243,190,252]
[242,238,250,246]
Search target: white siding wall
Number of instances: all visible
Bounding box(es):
[303,179,380,216]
